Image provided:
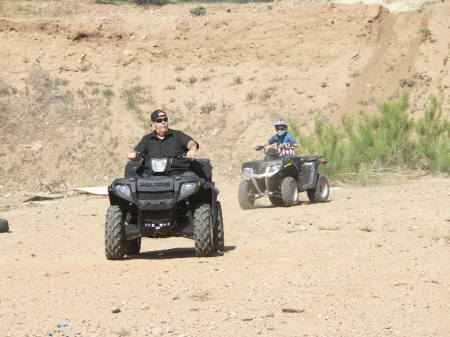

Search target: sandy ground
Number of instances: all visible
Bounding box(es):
[1,177,449,337]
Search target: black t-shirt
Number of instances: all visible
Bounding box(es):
[134,129,198,158]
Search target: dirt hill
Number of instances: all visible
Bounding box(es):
[0,0,449,194]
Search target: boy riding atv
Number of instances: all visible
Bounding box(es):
[256,119,298,156]
[239,119,329,209]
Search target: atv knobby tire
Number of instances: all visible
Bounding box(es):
[126,237,141,256]
[281,176,299,207]
[0,218,9,233]
[214,201,224,252]
[193,203,214,257]
[269,196,284,207]
[307,175,329,203]
[238,180,255,210]
[105,206,126,260]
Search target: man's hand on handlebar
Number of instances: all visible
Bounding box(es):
[186,149,197,159]
[127,151,138,161]
[127,151,144,161]
[255,145,264,151]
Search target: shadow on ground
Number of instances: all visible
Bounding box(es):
[125,245,236,260]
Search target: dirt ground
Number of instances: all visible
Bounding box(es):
[1,177,449,337]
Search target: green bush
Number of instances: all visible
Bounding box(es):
[290,94,450,182]
[190,6,206,16]
[415,97,450,172]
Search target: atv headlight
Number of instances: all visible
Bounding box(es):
[115,184,131,198]
[151,158,168,172]
[267,164,281,177]
[243,167,253,178]
[179,182,197,199]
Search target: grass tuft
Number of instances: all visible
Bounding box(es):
[233,76,243,85]
[318,225,341,231]
[200,103,216,114]
[246,92,256,101]
[359,226,373,232]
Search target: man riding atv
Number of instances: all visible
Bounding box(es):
[257,119,298,156]
[105,109,223,259]
[128,109,198,162]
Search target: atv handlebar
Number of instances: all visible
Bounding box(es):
[254,143,296,152]
[135,152,198,162]
[278,143,296,150]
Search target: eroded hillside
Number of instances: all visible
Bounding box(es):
[0,0,449,194]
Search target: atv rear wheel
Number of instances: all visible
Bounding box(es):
[194,203,214,257]
[126,237,141,256]
[280,177,299,207]
[307,175,329,203]
[269,196,284,207]
[105,206,126,260]
[214,201,224,252]
[238,180,255,210]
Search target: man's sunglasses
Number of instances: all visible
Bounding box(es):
[154,117,168,123]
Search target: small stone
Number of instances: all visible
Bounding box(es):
[31,143,43,152]
[282,307,304,313]
[111,306,121,313]
[151,327,164,336]
[141,304,150,310]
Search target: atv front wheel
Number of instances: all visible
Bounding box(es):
[307,175,329,203]
[214,201,224,252]
[194,203,214,257]
[238,180,255,210]
[105,206,126,260]
[126,237,141,256]
[280,177,299,207]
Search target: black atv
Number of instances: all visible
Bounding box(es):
[238,146,329,209]
[105,153,224,260]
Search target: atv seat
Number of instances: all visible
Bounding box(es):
[297,156,321,162]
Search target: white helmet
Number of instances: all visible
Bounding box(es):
[275,119,288,136]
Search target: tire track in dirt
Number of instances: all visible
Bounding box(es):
[342,7,431,115]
